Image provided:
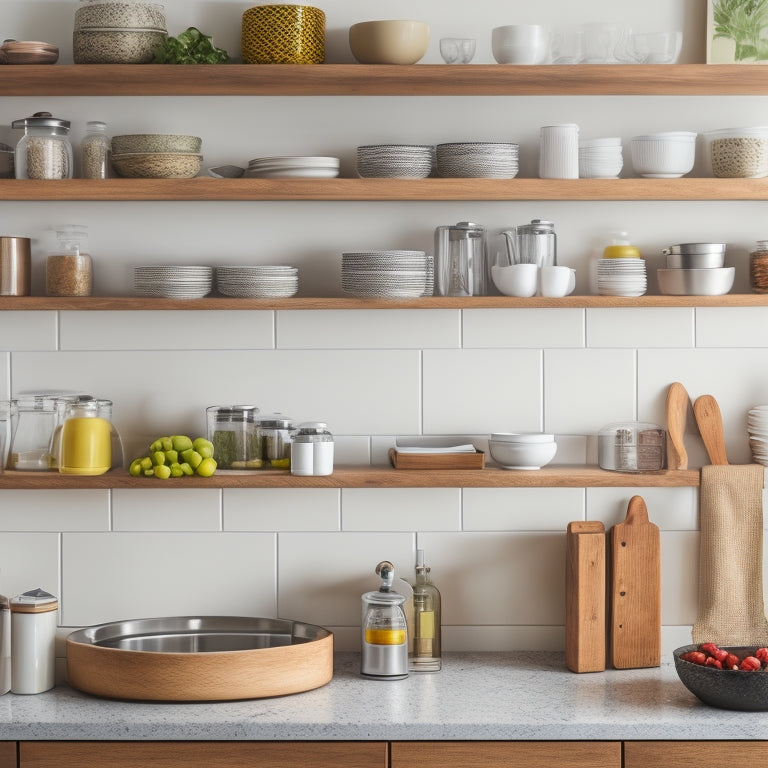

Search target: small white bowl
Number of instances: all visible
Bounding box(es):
[630,132,696,178]
[488,439,557,470]
[490,432,555,443]
[492,24,550,64]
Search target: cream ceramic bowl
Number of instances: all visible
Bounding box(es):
[349,20,430,65]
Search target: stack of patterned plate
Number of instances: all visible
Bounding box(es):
[215,265,298,297]
[341,251,433,298]
[134,266,213,298]
[245,156,340,178]
[747,405,768,465]
[596,258,647,297]
[356,145,435,178]
[435,142,519,178]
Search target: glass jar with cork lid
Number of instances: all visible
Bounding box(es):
[46,225,92,297]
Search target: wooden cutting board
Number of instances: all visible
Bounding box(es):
[565,521,606,673]
[609,495,661,669]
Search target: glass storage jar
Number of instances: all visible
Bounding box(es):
[206,405,260,469]
[80,120,111,179]
[12,112,73,180]
[750,240,768,294]
[598,421,666,472]
[46,224,92,297]
[256,413,294,469]
[6,395,61,471]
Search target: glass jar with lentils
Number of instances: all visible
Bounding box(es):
[750,240,768,294]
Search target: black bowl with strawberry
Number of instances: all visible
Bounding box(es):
[674,643,768,711]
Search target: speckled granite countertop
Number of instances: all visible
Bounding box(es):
[0,652,764,742]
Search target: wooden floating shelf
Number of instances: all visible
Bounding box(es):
[0,466,700,489]
[1,295,767,311]
[1,178,767,201]
[1,64,768,97]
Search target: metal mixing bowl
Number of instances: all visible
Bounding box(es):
[657,266,735,295]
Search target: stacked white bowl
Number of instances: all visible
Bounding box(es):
[436,142,519,178]
[356,145,434,178]
[657,242,734,296]
[630,131,697,178]
[579,137,623,178]
[341,250,433,298]
[747,405,768,466]
[487,433,557,470]
[245,156,340,179]
[215,265,298,298]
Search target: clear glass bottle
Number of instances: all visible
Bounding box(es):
[80,120,111,179]
[46,225,92,297]
[750,240,768,294]
[12,112,73,180]
[409,549,442,672]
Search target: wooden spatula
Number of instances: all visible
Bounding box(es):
[609,495,661,669]
[666,382,689,470]
[693,394,729,465]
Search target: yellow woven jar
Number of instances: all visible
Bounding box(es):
[242,4,325,64]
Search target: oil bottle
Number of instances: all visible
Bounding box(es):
[409,549,442,672]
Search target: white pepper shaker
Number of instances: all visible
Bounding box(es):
[11,588,58,694]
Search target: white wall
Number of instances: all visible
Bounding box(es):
[1,1,767,665]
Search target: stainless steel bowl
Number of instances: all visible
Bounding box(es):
[665,251,725,268]
[657,266,735,295]
[662,242,726,255]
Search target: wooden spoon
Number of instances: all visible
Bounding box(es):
[666,382,689,470]
[693,394,729,465]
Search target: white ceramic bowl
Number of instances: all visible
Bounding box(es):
[349,20,429,64]
[657,266,735,296]
[488,438,557,470]
[630,132,696,178]
[491,432,555,443]
[492,24,549,64]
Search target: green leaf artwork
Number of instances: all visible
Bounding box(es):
[712,0,768,60]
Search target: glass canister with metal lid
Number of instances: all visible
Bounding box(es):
[12,112,73,180]
[434,221,489,297]
[256,412,294,469]
[206,405,260,469]
[7,394,63,471]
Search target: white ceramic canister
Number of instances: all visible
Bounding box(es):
[291,422,334,476]
[539,123,579,179]
[10,588,58,694]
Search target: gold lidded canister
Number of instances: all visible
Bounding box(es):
[241,4,325,64]
[0,236,31,296]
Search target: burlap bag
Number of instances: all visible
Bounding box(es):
[692,464,768,646]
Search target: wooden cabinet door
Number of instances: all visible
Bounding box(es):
[20,741,387,768]
[625,741,768,768]
[0,742,15,768]
[391,741,621,768]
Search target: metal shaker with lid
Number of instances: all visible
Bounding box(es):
[11,587,58,694]
[435,221,490,297]
[12,111,73,179]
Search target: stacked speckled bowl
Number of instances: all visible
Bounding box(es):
[73,0,167,64]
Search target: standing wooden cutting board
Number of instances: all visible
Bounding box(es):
[609,495,661,669]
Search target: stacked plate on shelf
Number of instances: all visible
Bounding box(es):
[133,266,213,298]
[435,142,519,178]
[341,250,433,298]
[244,156,340,179]
[747,405,768,466]
[595,258,647,296]
[215,265,299,297]
[356,145,435,178]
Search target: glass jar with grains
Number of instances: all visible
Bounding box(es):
[46,225,92,297]
[751,240,768,294]
[12,112,73,180]
[80,121,111,179]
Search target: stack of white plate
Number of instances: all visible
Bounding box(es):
[215,265,299,298]
[356,145,435,178]
[134,265,213,298]
[436,142,519,178]
[579,137,623,178]
[747,405,768,465]
[596,258,647,297]
[341,251,433,298]
[245,156,340,179]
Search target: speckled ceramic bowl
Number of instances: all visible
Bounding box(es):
[112,152,202,179]
[112,134,202,154]
[73,28,167,64]
[674,644,768,710]
[75,1,166,31]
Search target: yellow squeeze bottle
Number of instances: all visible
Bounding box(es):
[603,231,641,259]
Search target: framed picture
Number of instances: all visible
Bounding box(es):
[707,0,768,62]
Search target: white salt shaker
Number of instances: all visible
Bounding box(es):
[539,123,579,179]
[291,422,334,476]
[11,588,58,694]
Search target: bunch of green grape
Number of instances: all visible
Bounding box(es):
[129,435,217,479]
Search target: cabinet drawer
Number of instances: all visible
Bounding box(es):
[391,741,621,768]
[20,741,387,768]
[0,742,15,768]
[625,741,768,768]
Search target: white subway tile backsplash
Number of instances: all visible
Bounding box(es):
[277,309,460,348]
[0,533,59,602]
[462,308,584,348]
[60,311,275,350]
[112,488,221,531]
[463,488,584,531]
[0,312,56,351]
[277,532,413,626]
[423,349,541,433]
[586,487,698,531]
[341,488,461,531]
[334,435,371,465]
[544,348,636,433]
[224,488,340,531]
[0,489,109,531]
[587,307,694,348]
[62,532,276,626]
[696,307,768,348]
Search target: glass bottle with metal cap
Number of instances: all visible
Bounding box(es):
[12,111,73,179]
